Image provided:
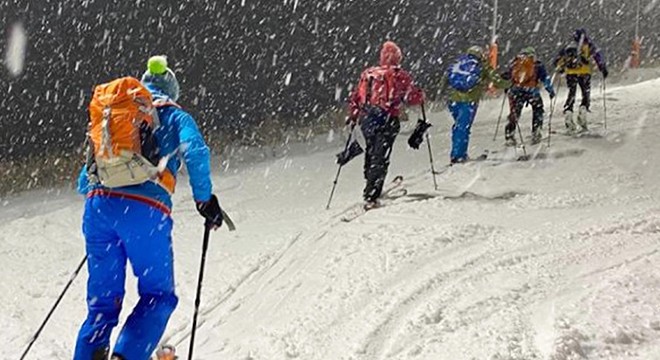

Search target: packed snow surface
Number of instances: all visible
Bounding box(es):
[3,74,660,359]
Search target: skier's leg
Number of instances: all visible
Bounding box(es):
[112,199,177,360]
[531,93,545,133]
[361,112,384,202]
[563,75,578,113]
[449,101,464,161]
[450,101,478,162]
[579,74,591,110]
[363,115,400,201]
[74,197,126,360]
[374,116,401,197]
[577,75,591,129]
[564,75,578,131]
[505,92,523,143]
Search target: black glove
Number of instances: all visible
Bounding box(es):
[196,194,224,228]
[336,140,364,166]
[602,67,609,79]
[407,119,432,150]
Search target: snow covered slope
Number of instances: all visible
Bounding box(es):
[3,76,660,360]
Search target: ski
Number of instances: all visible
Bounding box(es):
[388,189,522,203]
[431,149,515,175]
[463,149,531,164]
[550,129,604,139]
[572,130,604,139]
[339,176,405,223]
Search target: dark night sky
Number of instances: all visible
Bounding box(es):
[1,0,658,160]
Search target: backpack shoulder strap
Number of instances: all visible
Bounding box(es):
[153,98,182,109]
[152,98,182,128]
[366,73,374,107]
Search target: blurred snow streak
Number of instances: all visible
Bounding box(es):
[5,22,27,77]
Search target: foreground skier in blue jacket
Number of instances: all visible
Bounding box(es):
[74,56,225,360]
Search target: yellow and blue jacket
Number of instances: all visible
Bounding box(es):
[554,40,607,76]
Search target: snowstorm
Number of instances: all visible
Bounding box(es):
[2,0,660,359]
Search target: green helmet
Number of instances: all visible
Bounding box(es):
[520,46,536,56]
[466,45,484,58]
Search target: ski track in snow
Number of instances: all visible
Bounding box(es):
[4,74,660,359]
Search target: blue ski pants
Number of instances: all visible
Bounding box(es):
[448,101,479,161]
[74,194,178,360]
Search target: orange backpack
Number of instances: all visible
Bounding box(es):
[510,55,538,88]
[87,77,171,190]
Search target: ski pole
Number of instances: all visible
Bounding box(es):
[188,223,212,360]
[547,98,556,147]
[421,103,438,190]
[493,93,507,141]
[325,123,356,210]
[516,120,528,160]
[547,75,561,147]
[603,81,607,130]
[20,255,88,360]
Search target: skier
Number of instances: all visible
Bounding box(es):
[346,40,424,209]
[554,28,608,133]
[74,56,225,360]
[502,47,556,145]
[441,46,510,164]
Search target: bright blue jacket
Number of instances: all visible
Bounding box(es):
[78,83,213,210]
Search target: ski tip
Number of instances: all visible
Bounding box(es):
[221,209,237,231]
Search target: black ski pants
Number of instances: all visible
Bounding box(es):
[360,110,400,202]
[506,88,545,138]
[563,74,591,112]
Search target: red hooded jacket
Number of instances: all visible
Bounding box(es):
[349,41,424,119]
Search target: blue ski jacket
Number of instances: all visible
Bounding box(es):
[77,83,213,211]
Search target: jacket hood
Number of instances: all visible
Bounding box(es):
[379,41,402,66]
[573,28,588,43]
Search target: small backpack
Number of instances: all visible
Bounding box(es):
[358,66,398,112]
[510,55,537,87]
[563,45,589,69]
[87,77,162,189]
[447,54,483,92]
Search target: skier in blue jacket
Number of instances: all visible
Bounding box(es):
[441,46,511,164]
[74,56,225,360]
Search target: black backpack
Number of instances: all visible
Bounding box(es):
[563,45,589,69]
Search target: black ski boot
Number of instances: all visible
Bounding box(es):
[92,347,109,360]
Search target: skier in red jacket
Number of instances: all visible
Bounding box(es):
[346,41,424,209]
